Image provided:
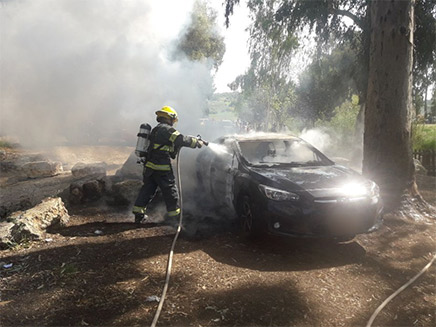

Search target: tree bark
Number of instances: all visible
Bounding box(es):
[363,0,417,210]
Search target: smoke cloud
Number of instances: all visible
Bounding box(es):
[0,0,212,146]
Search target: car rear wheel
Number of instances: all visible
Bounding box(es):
[239,196,264,239]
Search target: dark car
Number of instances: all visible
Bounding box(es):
[196,134,383,239]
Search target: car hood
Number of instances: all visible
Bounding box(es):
[250,165,366,198]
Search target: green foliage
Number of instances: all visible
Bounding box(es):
[0,139,15,148]
[297,45,359,123]
[176,0,225,71]
[432,90,436,118]
[225,0,436,117]
[412,121,436,151]
[414,0,436,85]
[229,0,299,130]
[208,92,238,120]
[315,95,360,149]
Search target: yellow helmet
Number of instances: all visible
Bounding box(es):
[155,106,178,122]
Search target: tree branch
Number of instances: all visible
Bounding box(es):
[332,8,365,29]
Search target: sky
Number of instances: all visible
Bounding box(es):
[210,1,251,93]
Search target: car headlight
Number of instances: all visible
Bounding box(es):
[338,181,380,203]
[258,184,299,201]
[339,182,368,197]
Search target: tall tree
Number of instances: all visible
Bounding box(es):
[431,89,436,122]
[176,0,225,71]
[225,0,436,130]
[363,0,416,209]
[296,44,359,124]
[230,0,298,130]
[175,0,226,114]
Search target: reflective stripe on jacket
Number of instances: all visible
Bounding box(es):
[146,123,198,171]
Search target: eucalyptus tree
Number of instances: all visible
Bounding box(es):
[363,0,418,209]
[296,44,359,124]
[229,0,298,130]
[175,0,225,114]
[177,0,225,71]
[226,0,435,136]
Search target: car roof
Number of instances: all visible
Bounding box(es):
[220,133,300,142]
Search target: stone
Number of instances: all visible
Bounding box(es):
[83,180,105,201]
[71,162,107,179]
[69,179,106,204]
[0,222,15,249]
[110,179,142,205]
[115,152,143,180]
[20,161,63,179]
[0,197,69,249]
[0,161,19,172]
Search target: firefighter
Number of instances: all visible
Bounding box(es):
[132,106,203,224]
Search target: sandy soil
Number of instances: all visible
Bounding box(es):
[0,146,435,327]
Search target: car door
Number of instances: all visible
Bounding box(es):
[209,141,235,209]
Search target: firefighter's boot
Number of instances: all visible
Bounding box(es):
[134,213,145,224]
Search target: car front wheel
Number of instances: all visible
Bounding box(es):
[239,196,264,239]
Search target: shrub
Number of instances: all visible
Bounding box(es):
[314,95,360,151]
[412,121,436,150]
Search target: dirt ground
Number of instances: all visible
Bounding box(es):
[1,146,435,327]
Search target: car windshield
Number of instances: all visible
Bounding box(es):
[237,139,332,167]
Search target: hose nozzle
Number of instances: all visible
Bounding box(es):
[197,135,209,146]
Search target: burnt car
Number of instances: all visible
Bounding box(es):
[196,134,383,239]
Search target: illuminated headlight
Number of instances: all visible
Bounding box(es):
[258,184,299,201]
[338,181,380,203]
[339,182,368,197]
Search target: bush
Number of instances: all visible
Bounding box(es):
[0,139,15,148]
[412,122,436,150]
[314,95,360,150]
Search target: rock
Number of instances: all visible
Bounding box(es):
[115,152,143,180]
[414,159,427,175]
[0,222,15,249]
[69,184,83,204]
[0,161,19,172]
[71,162,107,179]
[0,197,69,249]
[0,149,6,160]
[83,180,105,201]
[110,179,142,205]
[69,179,106,204]
[20,161,63,179]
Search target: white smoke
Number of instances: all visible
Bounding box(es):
[0,0,212,146]
[299,127,363,171]
[299,128,332,152]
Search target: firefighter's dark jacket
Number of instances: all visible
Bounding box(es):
[145,123,198,171]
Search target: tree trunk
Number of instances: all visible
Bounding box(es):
[363,0,417,210]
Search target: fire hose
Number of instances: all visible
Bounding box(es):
[150,136,208,327]
[366,252,436,327]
